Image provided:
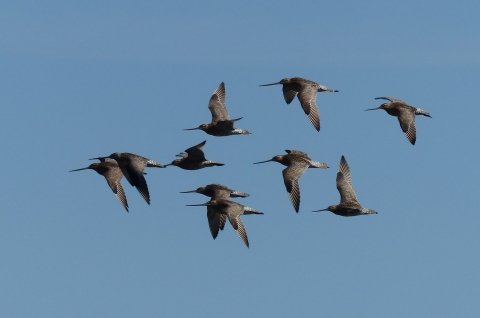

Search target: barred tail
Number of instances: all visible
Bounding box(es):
[230,190,250,198]
[311,161,329,169]
[415,108,432,118]
[146,160,165,168]
[232,128,251,135]
[243,206,263,215]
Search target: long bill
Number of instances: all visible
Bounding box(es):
[253,159,272,164]
[186,203,209,206]
[259,82,282,86]
[89,156,109,161]
[364,107,382,111]
[180,190,197,193]
[69,167,90,172]
[312,208,329,212]
[183,127,201,131]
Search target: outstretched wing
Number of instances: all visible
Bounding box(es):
[297,85,320,131]
[282,84,297,104]
[397,107,417,145]
[207,207,227,239]
[282,161,309,212]
[375,96,405,104]
[228,215,249,248]
[336,156,358,204]
[208,82,229,123]
[104,167,129,212]
[185,140,207,161]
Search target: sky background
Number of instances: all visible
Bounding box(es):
[1,1,479,317]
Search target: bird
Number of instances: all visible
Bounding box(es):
[313,155,377,216]
[70,158,129,212]
[165,140,224,170]
[93,152,165,205]
[180,183,249,200]
[184,82,250,136]
[254,150,328,213]
[187,199,263,248]
[181,184,249,240]
[260,77,338,131]
[365,97,431,145]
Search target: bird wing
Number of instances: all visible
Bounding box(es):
[282,84,297,104]
[104,167,129,212]
[213,120,235,130]
[207,207,227,239]
[297,85,320,131]
[211,188,232,200]
[397,107,417,145]
[185,140,207,161]
[208,82,229,123]
[336,156,359,204]
[228,214,249,248]
[123,157,150,204]
[375,96,405,104]
[285,149,309,156]
[282,161,309,212]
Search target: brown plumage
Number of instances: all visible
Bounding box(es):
[165,140,224,170]
[254,150,328,213]
[184,82,250,136]
[313,156,377,216]
[181,184,249,239]
[366,97,431,145]
[187,199,263,248]
[260,77,338,131]
[69,158,129,212]
[94,153,165,205]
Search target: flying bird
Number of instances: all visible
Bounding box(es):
[70,158,129,212]
[254,150,328,213]
[180,183,249,200]
[365,97,431,145]
[187,199,263,248]
[313,155,377,216]
[93,152,165,205]
[181,184,249,239]
[260,77,338,131]
[184,82,250,136]
[165,140,224,170]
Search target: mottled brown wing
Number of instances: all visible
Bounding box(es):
[208,82,229,123]
[228,215,249,248]
[282,161,309,213]
[397,108,417,145]
[104,167,129,212]
[282,84,297,104]
[207,207,226,239]
[210,188,232,200]
[336,156,359,204]
[297,85,320,131]
[123,157,150,204]
[213,120,235,130]
[185,140,207,161]
[375,96,406,104]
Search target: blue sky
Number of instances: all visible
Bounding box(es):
[1,1,479,317]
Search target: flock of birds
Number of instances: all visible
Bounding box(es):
[70,77,432,247]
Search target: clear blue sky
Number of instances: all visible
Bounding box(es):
[1,1,479,317]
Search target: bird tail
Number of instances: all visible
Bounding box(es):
[243,207,263,215]
[232,128,251,135]
[363,208,378,214]
[415,108,432,118]
[230,190,250,198]
[146,160,165,168]
[310,161,329,169]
